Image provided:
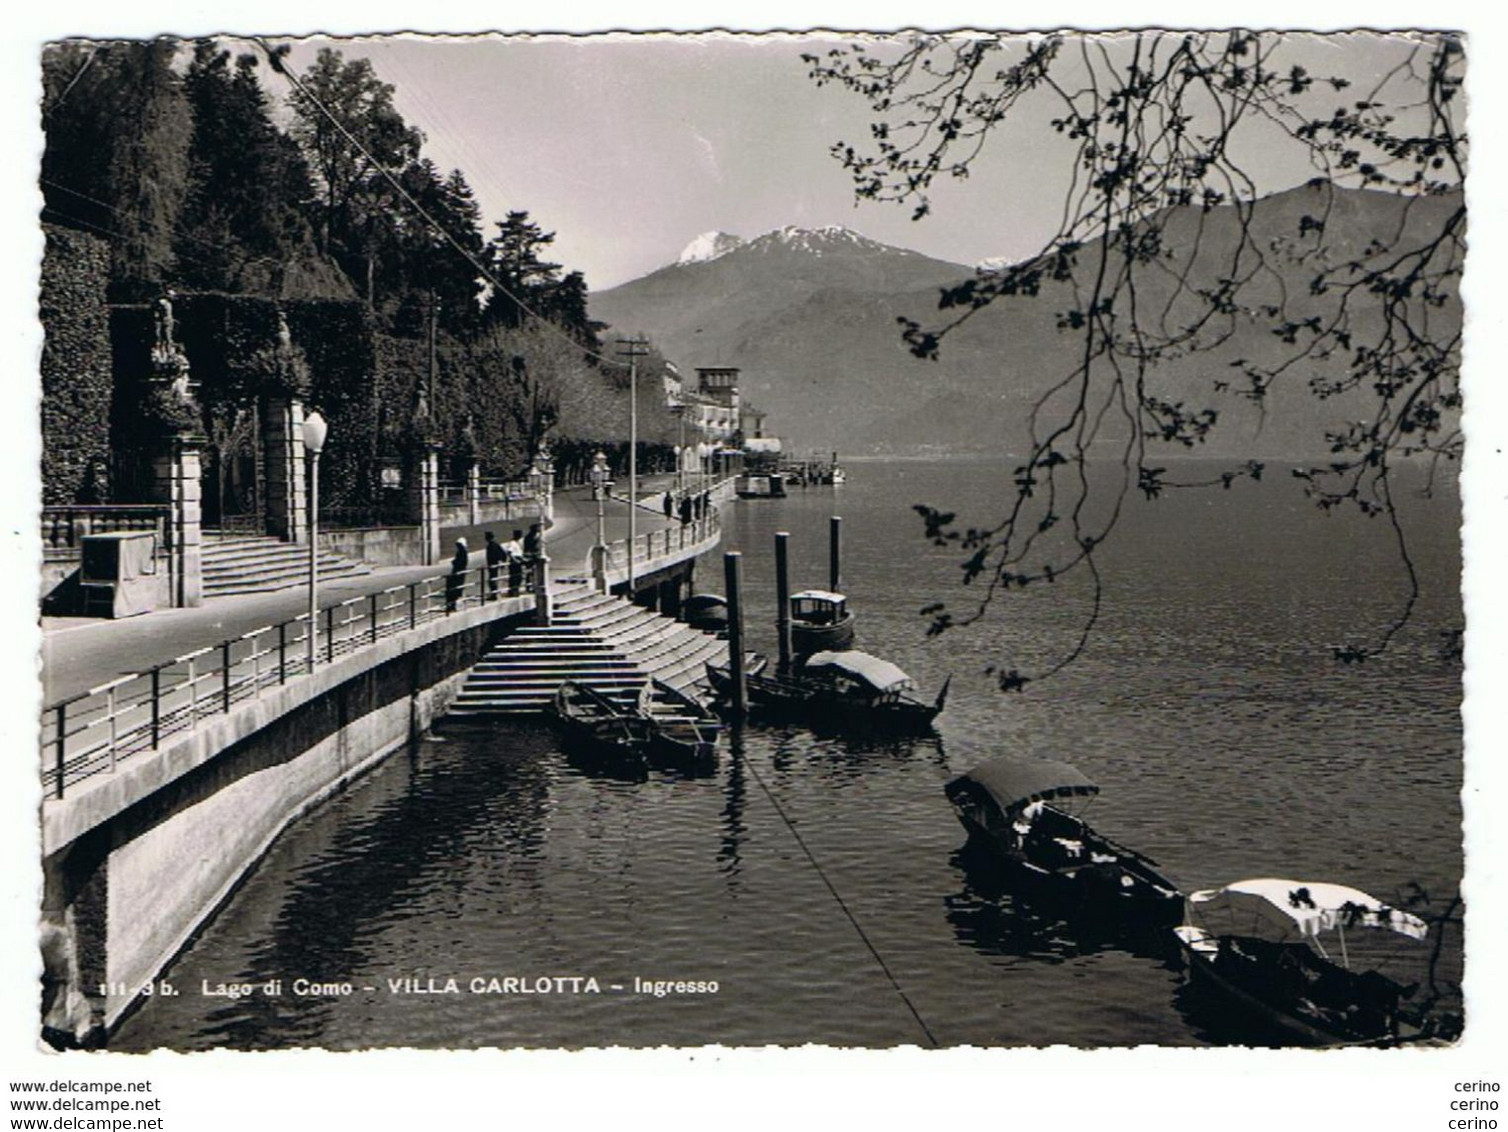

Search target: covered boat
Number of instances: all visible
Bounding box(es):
[789,590,856,655]
[1174,878,1430,1045]
[944,755,1181,925]
[705,648,948,734]
[682,593,729,633]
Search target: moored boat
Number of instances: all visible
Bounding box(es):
[735,472,786,498]
[549,681,653,766]
[705,649,948,734]
[944,755,1182,926]
[683,593,729,633]
[637,680,723,769]
[789,589,856,656]
[1173,878,1431,1045]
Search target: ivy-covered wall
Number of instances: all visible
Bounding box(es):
[284,299,380,510]
[40,225,114,505]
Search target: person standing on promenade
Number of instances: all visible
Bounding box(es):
[663,492,674,519]
[504,528,524,595]
[484,531,504,601]
[522,522,543,594]
[447,538,469,612]
[679,494,692,525]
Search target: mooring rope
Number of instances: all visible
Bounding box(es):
[736,744,940,1048]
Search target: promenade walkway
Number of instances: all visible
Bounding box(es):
[41,476,694,707]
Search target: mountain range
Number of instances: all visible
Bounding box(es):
[588,185,1462,459]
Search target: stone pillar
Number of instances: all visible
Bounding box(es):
[467,461,481,526]
[407,446,442,566]
[532,553,552,626]
[590,543,609,593]
[149,439,203,607]
[264,397,308,542]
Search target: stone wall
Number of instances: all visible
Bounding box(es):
[40,601,530,1042]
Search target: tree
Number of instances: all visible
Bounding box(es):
[178,42,342,297]
[286,47,424,302]
[42,39,194,301]
[480,210,563,330]
[805,31,1464,686]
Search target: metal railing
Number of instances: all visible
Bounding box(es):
[480,478,530,501]
[40,498,727,801]
[41,505,170,558]
[595,509,721,576]
[39,564,537,800]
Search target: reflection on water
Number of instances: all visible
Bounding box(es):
[115,458,1462,1050]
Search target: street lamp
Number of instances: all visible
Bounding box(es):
[301,409,328,672]
[590,449,611,590]
[591,450,610,548]
[673,403,687,498]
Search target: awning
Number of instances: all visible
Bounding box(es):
[1186,878,1429,942]
[791,590,845,604]
[949,754,1099,815]
[803,650,913,693]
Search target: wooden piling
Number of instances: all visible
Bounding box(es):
[775,531,792,673]
[829,515,842,595]
[724,551,747,718]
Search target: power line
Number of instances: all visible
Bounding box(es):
[251,36,621,370]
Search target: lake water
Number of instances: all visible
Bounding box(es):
[114,456,1463,1049]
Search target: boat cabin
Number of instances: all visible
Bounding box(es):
[790,590,846,627]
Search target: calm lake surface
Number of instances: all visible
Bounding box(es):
[115,456,1463,1049]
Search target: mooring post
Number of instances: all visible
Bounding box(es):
[724,551,747,719]
[829,515,842,595]
[774,531,792,674]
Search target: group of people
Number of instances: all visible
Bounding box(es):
[662,491,711,525]
[446,522,543,611]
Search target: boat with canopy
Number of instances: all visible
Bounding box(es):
[1174,877,1430,1045]
[944,754,1182,925]
[705,648,948,734]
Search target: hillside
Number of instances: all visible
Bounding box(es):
[589,186,1463,459]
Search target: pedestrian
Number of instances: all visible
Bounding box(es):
[523,521,542,560]
[446,537,469,612]
[663,492,674,519]
[504,528,524,595]
[484,531,504,601]
[678,494,692,525]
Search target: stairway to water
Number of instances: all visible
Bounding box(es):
[447,584,730,716]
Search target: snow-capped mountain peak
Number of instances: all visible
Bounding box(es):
[750,225,894,256]
[677,231,745,266]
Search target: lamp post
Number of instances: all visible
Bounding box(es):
[628,357,638,594]
[673,403,687,498]
[301,409,328,672]
[592,450,610,546]
[527,441,554,523]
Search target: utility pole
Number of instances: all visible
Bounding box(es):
[617,336,649,595]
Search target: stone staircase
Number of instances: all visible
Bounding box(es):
[447,584,731,716]
[201,532,373,597]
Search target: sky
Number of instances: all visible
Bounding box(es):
[247,30,1445,290]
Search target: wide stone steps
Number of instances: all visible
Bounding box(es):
[447,588,728,716]
[201,532,371,596]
